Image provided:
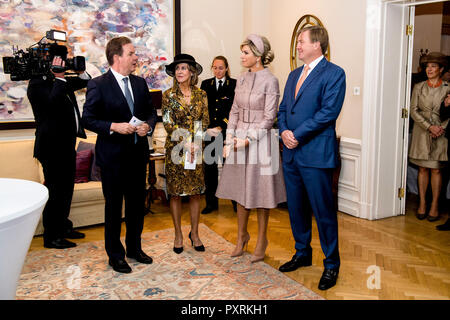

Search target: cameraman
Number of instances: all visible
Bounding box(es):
[27,56,91,249]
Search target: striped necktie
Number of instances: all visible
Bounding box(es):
[122,77,137,143]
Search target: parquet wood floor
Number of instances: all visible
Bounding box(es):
[29,194,450,300]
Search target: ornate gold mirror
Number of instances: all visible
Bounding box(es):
[290,14,330,70]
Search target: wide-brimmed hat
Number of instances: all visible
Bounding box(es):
[165,53,203,77]
[420,52,448,69]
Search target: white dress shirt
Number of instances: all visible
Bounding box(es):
[215,77,226,91]
[110,68,135,102]
[297,55,324,82]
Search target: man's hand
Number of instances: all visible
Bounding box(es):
[281,130,299,149]
[111,122,136,135]
[136,123,150,137]
[50,56,65,78]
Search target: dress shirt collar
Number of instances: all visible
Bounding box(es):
[215,77,226,90]
[305,55,324,73]
[110,67,130,83]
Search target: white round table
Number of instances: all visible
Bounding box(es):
[0,178,48,300]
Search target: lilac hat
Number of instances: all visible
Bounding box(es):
[246,34,264,54]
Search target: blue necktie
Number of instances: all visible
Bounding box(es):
[122,77,137,143]
[122,77,134,114]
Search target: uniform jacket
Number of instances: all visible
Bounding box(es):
[200,76,236,132]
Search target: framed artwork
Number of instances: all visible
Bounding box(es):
[0,0,180,130]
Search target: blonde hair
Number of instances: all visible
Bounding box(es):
[240,36,274,66]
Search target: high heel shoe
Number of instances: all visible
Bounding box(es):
[173,238,183,254]
[250,238,268,263]
[189,232,205,252]
[230,233,250,257]
[173,246,183,254]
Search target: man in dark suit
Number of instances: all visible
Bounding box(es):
[27,56,89,249]
[277,26,346,290]
[437,92,450,231]
[82,37,157,273]
[200,56,237,214]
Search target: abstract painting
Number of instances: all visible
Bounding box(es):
[0,0,174,125]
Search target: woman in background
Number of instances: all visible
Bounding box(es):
[200,56,237,214]
[216,34,286,262]
[162,54,209,253]
[409,52,449,222]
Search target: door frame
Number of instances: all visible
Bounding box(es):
[361,0,446,220]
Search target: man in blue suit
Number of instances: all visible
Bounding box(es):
[82,37,157,273]
[277,26,346,290]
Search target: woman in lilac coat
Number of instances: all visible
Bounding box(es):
[216,34,286,262]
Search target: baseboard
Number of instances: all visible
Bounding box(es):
[338,137,362,218]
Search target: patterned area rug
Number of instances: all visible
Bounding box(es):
[17,224,323,300]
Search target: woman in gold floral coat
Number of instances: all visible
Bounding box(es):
[162,54,209,254]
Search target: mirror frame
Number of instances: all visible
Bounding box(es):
[290,14,330,71]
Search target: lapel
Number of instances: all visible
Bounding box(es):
[129,74,139,110]
[106,70,133,116]
[294,58,328,104]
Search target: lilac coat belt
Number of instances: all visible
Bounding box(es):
[239,108,264,123]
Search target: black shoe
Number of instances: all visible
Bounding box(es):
[416,212,427,220]
[64,229,85,239]
[109,258,132,273]
[232,201,237,212]
[173,246,184,254]
[44,238,77,249]
[126,250,153,264]
[318,268,339,290]
[427,215,440,222]
[201,205,218,214]
[189,232,205,252]
[279,255,312,272]
[436,218,450,231]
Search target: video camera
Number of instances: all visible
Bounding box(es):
[2,30,86,81]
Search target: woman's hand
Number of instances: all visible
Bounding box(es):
[223,144,232,158]
[429,125,445,138]
[233,137,249,151]
[206,127,221,137]
[185,141,200,162]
